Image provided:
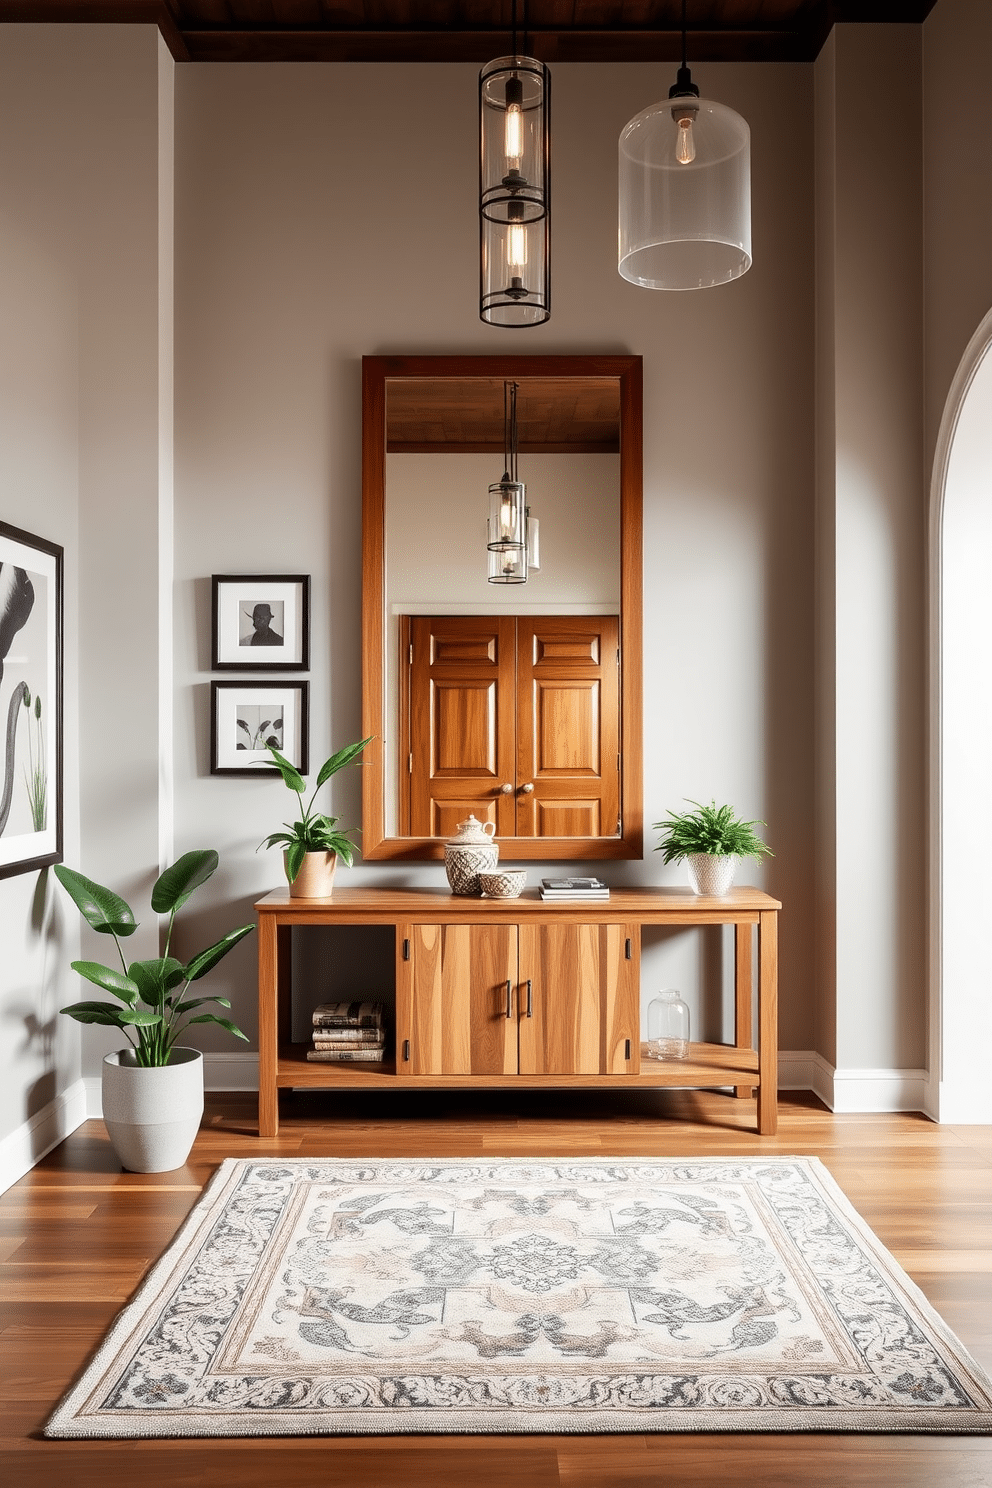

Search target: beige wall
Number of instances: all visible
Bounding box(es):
[815,25,926,1087]
[9,14,973,1145]
[173,59,815,1056]
[0,26,173,1164]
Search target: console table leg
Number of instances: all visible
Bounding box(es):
[734,922,755,1099]
[757,909,779,1135]
[258,914,280,1137]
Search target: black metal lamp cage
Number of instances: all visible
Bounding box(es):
[479,52,551,327]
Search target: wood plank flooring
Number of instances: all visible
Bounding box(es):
[1,1087,991,1487]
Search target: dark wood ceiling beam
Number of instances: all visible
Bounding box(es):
[182,26,809,63]
[0,1,190,57]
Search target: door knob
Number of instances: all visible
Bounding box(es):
[499,783,513,793]
[520,782,534,794]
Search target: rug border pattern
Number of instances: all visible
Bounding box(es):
[44,1156,992,1439]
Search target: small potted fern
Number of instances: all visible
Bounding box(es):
[654,799,772,896]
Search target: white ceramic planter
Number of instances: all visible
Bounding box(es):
[286,850,338,899]
[102,1048,204,1173]
[685,853,737,897]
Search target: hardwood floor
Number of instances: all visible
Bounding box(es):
[2,1087,991,1486]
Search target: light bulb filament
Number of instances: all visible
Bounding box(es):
[676,114,695,164]
[505,103,523,163]
[507,222,527,269]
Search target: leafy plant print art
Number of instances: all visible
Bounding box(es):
[0,522,62,878]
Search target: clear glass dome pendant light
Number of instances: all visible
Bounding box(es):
[479,0,550,326]
[618,0,751,291]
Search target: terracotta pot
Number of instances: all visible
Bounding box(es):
[286,849,338,899]
[102,1048,203,1173]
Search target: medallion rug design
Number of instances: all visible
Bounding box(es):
[46,1156,992,1437]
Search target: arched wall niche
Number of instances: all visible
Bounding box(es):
[928,305,992,1123]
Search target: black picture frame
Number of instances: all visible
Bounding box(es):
[0,520,64,879]
[210,680,309,777]
[211,574,310,671]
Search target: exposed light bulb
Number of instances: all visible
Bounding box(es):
[499,485,515,539]
[507,222,528,269]
[676,113,695,164]
[505,101,523,163]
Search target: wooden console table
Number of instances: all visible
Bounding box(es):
[255,885,781,1137]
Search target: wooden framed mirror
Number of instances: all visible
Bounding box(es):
[361,354,642,862]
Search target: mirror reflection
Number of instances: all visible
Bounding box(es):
[361,355,642,862]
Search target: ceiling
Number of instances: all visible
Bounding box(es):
[0,1,937,65]
[387,378,621,455]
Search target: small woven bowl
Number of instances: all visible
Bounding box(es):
[478,870,527,899]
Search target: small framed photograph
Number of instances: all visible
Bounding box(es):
[210,680,309,777]
[211,574,310,671]
[0,521,63,879]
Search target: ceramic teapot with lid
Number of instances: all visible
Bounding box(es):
[443,814,498,896]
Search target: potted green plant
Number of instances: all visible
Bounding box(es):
[259,737,372,897]
[55,850,254,1172]
[654,799,772,896]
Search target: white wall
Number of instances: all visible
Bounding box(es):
[173,60,816,1058]
[924,0,992,1121]
[0,26,173,1176]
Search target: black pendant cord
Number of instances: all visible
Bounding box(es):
[681,0,687,73]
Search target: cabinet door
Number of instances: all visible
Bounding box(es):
[405,923,517,1074]
[517,922,639,1075]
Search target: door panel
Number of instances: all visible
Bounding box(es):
[517,921,638,1075]
[407,616,516,836]
[407,923,516,1075]
[516,617,620,838]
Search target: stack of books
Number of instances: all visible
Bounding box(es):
[539,876,610,901]
[306,1000,388,1062]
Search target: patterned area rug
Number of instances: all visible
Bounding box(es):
[46,1156,992,1437]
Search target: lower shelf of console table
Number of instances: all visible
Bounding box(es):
[255,885,781,1137]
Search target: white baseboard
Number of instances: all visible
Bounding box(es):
[203,1052,260,1091]
[0,1078,89,1195]
[780,1051,929,1114]
[933,1079,992,1124]
[1,1052,943,1194]
[84,1053,261,1118]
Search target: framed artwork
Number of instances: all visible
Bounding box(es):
[0,520,63,879]
[211,574,310,671]
[211,680,309,777]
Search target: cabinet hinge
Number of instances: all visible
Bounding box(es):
[625,1038,631,1060]
[402,1039,410,1062]
[616,816,622,836]
[625,937,632,960]
[408,753,413,774]
[402,938,410,960]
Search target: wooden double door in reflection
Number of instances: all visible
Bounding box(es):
[399,614,620,840]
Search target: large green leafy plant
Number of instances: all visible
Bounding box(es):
[55,851,254,1067]
[654,800,773,863]
[259,737,372,885]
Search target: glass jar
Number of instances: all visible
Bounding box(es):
[646,989,690,1060]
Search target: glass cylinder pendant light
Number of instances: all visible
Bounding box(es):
[479,0,550,327]
[618,0,751,291]
[488,381,528,584]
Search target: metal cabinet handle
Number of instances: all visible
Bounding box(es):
[520,782,534,794]
[499,782,513,793]
[526,979,533,1018]
[505,979,513,1019]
